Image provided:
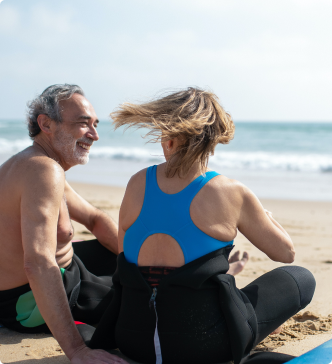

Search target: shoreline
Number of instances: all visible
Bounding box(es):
[67,178,332,203]
[65,158,332,201]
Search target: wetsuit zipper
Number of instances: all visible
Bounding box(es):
[149,287,162,364]
[149,287,157,309]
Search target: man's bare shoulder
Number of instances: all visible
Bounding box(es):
[4,146,65,190]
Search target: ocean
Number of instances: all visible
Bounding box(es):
[1,120,332,201]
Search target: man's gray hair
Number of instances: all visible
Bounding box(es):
[27,84,85,139]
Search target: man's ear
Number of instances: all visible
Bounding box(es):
[37,114,53,134]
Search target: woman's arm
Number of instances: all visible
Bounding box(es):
[237,185,295,263]
[264,208,291,238]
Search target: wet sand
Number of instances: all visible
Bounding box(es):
[1,182,332,363]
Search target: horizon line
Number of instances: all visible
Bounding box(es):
[1,119,332,124]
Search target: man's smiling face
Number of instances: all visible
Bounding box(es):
[52,93,99,168]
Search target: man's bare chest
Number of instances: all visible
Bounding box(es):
[57,197,74,244]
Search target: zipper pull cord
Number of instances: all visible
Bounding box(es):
[149,287,162,364]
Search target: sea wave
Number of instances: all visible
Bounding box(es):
[90,147,332,173]
[90,146,163,162]
[0,138,32,153]
[210,151,332,173]
[1,139,332,173]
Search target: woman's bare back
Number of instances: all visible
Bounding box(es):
[119,163,295,267]
[119,163,243,267]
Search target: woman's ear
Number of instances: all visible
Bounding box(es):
[37,114,52,134]
[166,139,174,151]
[162,139,175,161]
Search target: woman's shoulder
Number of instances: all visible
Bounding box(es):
[205,172,247,197]
[205,173,261,211]
[127,167,149,185]
[125,167,151,197]
[121,168,149,215]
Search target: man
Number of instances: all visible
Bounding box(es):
[0,85,127,364]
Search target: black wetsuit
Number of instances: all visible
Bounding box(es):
[89,247,315,364]
[0,240,117,333]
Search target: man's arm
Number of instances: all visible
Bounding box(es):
[65,181,118,254]
[21,160,126,364]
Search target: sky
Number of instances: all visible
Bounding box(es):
[0,0,332,121]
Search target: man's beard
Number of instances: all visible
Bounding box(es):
[53,126,92,166]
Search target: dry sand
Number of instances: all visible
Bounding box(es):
[1,181,332,363]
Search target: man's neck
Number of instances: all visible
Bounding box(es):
[33,137,69,171]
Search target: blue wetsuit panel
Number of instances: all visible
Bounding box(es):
[123,165,233,265]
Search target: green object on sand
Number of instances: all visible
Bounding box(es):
[16,268,65,327]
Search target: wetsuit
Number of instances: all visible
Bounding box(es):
[87,166,316,364]
[0,239,117,333]
[89,249,315,364]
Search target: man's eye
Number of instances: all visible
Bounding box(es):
[81,122,88,126]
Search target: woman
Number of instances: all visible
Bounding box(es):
[90,88,315,364]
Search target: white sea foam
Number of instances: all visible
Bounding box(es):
[89,146,163,162]
[88,146,332,173]
[0,138,32,153]
[210,151,332,173]
[1,138,332,173]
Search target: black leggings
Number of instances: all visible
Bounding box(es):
[241,265,316,346]
[238,265,316,364]
[72,239,117,277]
[70,240,117,325]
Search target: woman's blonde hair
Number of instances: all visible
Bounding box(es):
[111,87,235,177]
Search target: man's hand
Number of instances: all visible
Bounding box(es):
[71,346,129,364]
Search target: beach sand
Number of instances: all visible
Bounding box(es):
[1,181,332,363]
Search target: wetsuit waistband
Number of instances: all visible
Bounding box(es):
[138,266,177,287]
